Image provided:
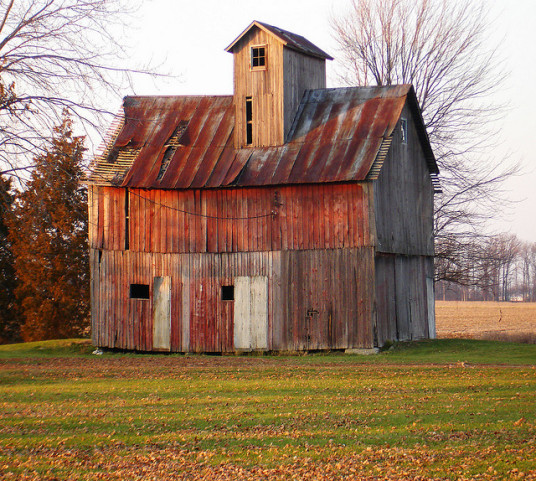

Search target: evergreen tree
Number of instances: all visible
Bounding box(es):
[0,175,19,343]
[9,114,89,341]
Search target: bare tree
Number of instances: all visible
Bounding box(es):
[531,244,536,303]
[519,242,536,302]
[0,0,151,176]
[331,0,517,283]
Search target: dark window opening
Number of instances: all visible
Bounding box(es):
[245,97,253,145]
[400,118,408,144]
[251,46,266,68]
[167,120,190,146]
[221,285,234,301]
[106,146,120,163]
[124,189,130,250]
[246,97,252,120]
[157,146,175,181]
[130,283,150,299]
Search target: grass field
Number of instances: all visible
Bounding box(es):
[436,301,536,343]
[1,339,535,480]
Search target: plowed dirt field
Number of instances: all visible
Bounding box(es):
[436,301,536,342]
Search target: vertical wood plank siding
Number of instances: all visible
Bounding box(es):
[90,248,375,352]
[373,103,435,256]
[283,49,326,140]
[233,29,285,147]
[375,253,434,346]
[89,183,372,253]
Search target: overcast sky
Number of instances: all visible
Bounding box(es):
[124,0,536,242]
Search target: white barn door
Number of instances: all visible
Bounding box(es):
[234,276,268,351]
[153,276,171,350]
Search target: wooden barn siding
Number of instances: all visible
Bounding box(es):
[233,28,285,147]
[373,103,434,257]
[283,49,326,140]
[90,247,375,352]
[375,253,434,346]
[88,183,373,254]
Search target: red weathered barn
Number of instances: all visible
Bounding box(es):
[88,21,439,353]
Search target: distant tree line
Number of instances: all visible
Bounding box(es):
[436,234,536,302]
[0,114,89,344]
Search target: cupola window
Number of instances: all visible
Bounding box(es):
[251,46,266,69]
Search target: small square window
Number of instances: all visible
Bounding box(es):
[221,285,234,301]
[400,118,408,144]
[130,284,150,299]
[251,46,266,69]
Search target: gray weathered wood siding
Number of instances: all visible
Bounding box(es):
[283,48,326,140]
[374,254,434,346]
[372,103,435,344]
[90,248,375,352]
[373,104,434,257]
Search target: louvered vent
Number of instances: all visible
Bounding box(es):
[88,114,141,186]
[366,135,393,180]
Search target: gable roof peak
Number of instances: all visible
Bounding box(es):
[225,20,333,60]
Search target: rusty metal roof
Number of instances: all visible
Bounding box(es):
[225,20,333,60]
[88,85,438,189]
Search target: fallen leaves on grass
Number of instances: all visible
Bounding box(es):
[2,356,536,480]
[2,443,536,480]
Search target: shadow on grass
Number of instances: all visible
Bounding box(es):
[0,338,535,366]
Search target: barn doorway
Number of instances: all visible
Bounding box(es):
[152,276,171,350]
[233,276,268,350]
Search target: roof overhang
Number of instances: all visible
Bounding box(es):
[225,20,333,60]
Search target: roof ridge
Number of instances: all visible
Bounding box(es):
[225,20,333,60]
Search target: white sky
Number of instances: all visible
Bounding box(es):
[123,0,535,242]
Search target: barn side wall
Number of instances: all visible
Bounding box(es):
[373,103,434,257]
[374,253,434,346]
[372,102,436,343]
[90,248,375,352]
[88,183,374,253]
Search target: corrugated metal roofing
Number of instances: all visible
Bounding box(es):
[88,85,439,190]
[225,20,333,60]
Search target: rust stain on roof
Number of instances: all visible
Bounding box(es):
[88,85,438,190]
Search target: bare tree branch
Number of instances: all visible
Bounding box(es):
[331,0,518,284]
[0,0,163,178]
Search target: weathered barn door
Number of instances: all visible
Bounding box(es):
[234,276,268,350]
[153,276,171,350]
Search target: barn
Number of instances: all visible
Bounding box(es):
[87,21,440,353]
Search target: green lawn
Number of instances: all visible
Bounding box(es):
[1,339,535,480]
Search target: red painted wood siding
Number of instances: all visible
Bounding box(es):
[89,183,373,253]
[90,248,375,352]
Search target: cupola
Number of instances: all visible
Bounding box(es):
[226,21,333,148]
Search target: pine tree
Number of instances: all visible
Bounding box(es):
[9,114,89,341]
[0,175,19,343]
